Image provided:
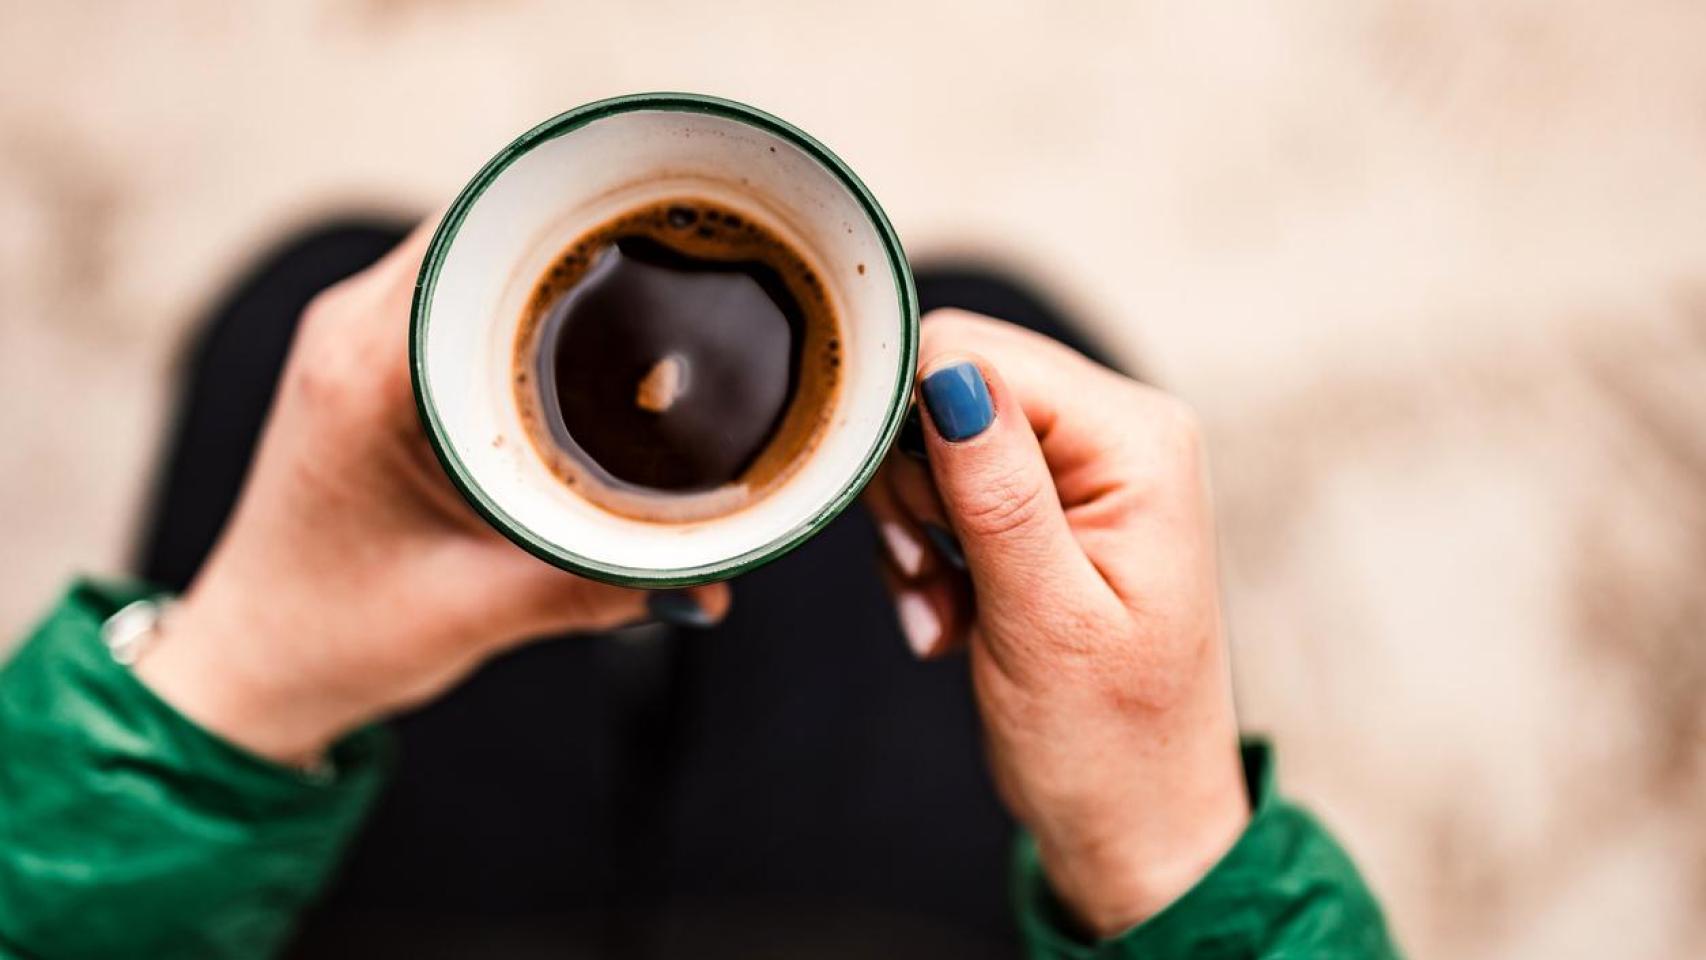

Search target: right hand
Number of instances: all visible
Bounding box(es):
[865,310,1249,938]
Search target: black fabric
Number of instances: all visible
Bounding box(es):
[136,223,1108,959]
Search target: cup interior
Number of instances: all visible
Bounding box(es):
[413,95,916,585]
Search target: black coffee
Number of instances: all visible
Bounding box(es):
[514,198,842,522]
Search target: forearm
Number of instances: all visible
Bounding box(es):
[0,580,387,960]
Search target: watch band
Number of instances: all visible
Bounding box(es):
[102,596,178,667]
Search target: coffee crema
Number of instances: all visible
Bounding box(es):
[513,197,842,523]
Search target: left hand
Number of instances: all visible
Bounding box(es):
[137,222,729,767]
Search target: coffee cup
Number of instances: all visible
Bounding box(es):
[411,93,918,586]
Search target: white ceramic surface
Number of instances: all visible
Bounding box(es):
[413,95,917,584]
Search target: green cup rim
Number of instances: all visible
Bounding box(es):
[410,92,919,587]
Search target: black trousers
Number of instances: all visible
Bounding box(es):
[138,219,1110,959]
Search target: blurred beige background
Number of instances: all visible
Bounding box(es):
[3,1,1704,956]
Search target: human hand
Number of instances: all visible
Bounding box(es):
[866,310,1248,937]
[136,222,729,767]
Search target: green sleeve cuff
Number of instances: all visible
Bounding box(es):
[1013,739,1400,959]
[0,579,391,960]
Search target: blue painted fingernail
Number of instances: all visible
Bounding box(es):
[648,591,714,629]
[897,403,927,460]
[920,362,994,441]
[924,523,967,570]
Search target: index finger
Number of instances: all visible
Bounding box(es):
[918,309,1155,510]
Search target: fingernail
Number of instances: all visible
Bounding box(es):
[896,591,941,658]
[879,520,927,578]
[923,523,966,571]
[920,361,994,441]
[648,591,714,629]
[897,403,928,460]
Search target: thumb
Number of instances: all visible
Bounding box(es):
[919,357,1098,613]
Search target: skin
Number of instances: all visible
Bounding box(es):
[866,310,1248,937]
[138,226,1246,939]
[137,222,731,767]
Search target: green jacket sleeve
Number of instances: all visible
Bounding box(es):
[1014,741,1400,959]
[0,580,388,960]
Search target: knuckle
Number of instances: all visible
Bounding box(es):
[918,308,994,356]
[1153,394,1202,450]
[1123,392,1203,484]
[920,306,988,331]
[1159,400,1207,486]
[286,303,365,409]
[287,281,406,418]
[955,464,1049,539]
[299,283,351,336]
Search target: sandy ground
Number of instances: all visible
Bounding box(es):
[3,2,1704,956]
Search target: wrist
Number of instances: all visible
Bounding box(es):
[133,570,356,768]
[1025,696,1250,938]
[1033,768,1249,937]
